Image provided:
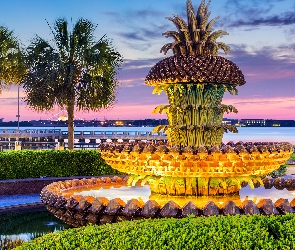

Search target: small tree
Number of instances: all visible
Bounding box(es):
[0,26,24,91]
[23,18,123,149]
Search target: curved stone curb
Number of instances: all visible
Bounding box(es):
[0,202,46,215]
[0,176,115,196]
[41,176,295,227]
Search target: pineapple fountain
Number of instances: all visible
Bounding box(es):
[41,0,294,227]
[99,0,292,196]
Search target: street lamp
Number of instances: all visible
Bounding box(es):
[16,85,20,131]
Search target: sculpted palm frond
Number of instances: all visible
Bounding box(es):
[203,16,219,41]
[197,0,211,22]
[162,0,229,56]
[217,42,230,54]
[206,16,219,31]
[208,30,229,42]
[163,31,182,42]
[160,43,174,55]
[200,10,211,30]
[187,0,197,41]
[23,18,123,149]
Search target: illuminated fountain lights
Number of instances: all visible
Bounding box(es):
[41,175,295,228]
[99,0,293,196]
[41,0,294,227]
[99,142,293,196]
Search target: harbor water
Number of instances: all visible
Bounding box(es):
[0,126,294,144]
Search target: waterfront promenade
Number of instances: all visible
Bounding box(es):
[0,127,294,150]
[0,128,166,150]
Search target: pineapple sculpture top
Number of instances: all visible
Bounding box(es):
[145,0,245,87]
[161,0,230,56]
[145,0,246,148]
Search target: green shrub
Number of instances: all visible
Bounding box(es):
[15,214,295,250]
[269,164,288,178]
[268,153,295,178]
[0,150,120,180]
[0,237,24,250]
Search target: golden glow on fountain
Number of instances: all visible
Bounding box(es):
[99,142,293,196]
[99,0,294,197]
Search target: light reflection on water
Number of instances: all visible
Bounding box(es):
[239,185,295,202]
[74,182,295,209]
[0,211,71,242]
[75,186,151,203]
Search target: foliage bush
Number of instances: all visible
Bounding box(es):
[269,164,288,178]
[289,153,295,161]
[0,150,120,180]
[270,153,295,177]
[0,151,293,180]
[0,237,24,250]
[15,214,295,250]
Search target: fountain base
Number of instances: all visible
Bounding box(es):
[40,176,295,227]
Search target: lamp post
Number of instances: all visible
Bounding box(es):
[16,85,20,131]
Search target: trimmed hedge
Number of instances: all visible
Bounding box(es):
[0,150,120,180]
[16,214,295,250]
[0,237,24,250]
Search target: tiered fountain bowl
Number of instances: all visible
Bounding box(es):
[99,141,293,196]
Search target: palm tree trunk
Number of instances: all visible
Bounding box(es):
[67,98,75,150]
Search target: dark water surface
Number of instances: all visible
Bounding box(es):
[0,194,41,208]
[0,211,71,242]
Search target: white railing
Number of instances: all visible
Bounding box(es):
[0,129,166,138]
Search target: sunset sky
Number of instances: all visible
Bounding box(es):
[0,0,294,121]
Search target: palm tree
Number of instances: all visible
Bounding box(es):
[0,25,24,90]
[145,0,245,147]
[23,18,123,149]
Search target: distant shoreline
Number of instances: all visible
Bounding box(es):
[1,124,295,128]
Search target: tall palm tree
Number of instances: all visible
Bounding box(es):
[23,18,123,149]
[0,26,24,91]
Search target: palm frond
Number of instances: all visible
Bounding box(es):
[217,42,231,54]
[0,26,24,84]
[196,0,206,23]
[206,16,220,31]
[160,43,173,54]
[53,19,69,50]
[162,31,182,41]
[72,18,95,48]
[200,11,211,30]
[187,0,198,40]
[208,30,229,42]
[161,0,230,56]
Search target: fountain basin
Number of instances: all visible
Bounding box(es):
[41,175,295,228]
